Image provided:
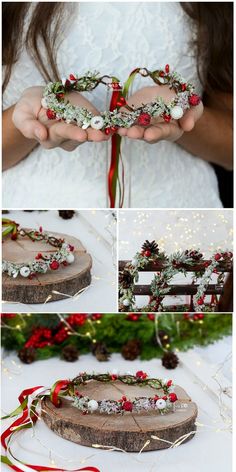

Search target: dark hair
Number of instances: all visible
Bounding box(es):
[2,2,72,92]
[2,2,233,96]
[181,2,233,95]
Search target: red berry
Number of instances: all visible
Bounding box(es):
[122,401,133,412]
[65,79,71,88]
[111,374,117,381]
[181,83,187,91]
[50,260,60,270]
[166,380,172,387]
[214,253,221,261]
[163,113,171,123]
[105,128,111,135]
[189,94,201,106]
[35,253,43,260]
[117,97,126,107]
[69,74,76,81]
[56,93,64,100]
[165,64,169,73]
[46,109,56,120]
[169,393,177,403]
[136,370,147,380]
[183,313,190,320]
[144,250,151,257]
[159,71,165,77]
[147,313,155,321]
[137,112,151,126]
[197,298,204,305]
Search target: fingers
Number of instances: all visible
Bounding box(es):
[13,104,48,141]
[179,102,204,132]
[126,126,145,140]
[143,123,183,143]
[87,128,110,142]
[40,122,87,149]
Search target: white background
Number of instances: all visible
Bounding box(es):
[118,209,233,308]
[2,210,117,313]
[1,336,232,472]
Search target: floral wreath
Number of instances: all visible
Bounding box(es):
[2,224,75,279]
[119,240,233,312]
[42,66,201,134]
[50,371,178,415]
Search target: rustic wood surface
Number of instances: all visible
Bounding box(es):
[41,381,198,452]
[2,230,92,304]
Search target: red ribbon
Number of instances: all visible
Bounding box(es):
[1,385,101,472]
[50,380,70,407]
[108,89,122,208]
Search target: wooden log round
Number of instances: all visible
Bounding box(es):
[41,381,197,452]
[2,230,92,304]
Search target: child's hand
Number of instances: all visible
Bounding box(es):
[12,86,109,152]
[117,85,203,143]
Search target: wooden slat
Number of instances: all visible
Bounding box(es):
[119,260,232,273]
[133,284,223,296]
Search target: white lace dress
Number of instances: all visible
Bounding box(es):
[2,2,222,208]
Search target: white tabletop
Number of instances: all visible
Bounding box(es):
[1,337,232,472]
[2,210,117,313]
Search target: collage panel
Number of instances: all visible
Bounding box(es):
[2,209,117,313]
[1,312,232,471]
[118,209,233,313]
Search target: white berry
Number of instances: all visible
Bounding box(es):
[88,400,98,411]
[156,399,166,410]
[66,253,75,264]
[122,299,130,307]
[170,106,184,120]
[20,266,31,278]
[62,243,68,249]
[90,116,104,130]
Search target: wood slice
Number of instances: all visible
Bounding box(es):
[41,380,198,452]
[2,229,92,304]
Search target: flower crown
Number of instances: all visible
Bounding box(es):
[2,226,75,279]
[50,372,178,415]
[42,66,201,134]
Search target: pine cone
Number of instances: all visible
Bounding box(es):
[119,270,133,288]
[58,210,75,219]
[61,345,79,362]
[162,352,179,369]
[184,249,203,261]
[141,240,159,255]
[18,347,36,364]
[121,339,141,360]
[92,342,110,362]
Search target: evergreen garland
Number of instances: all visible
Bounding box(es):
[1,313,232,362]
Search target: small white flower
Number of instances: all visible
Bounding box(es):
[156,399,166,410]
[20,266,31,278]
[90,116,104,130]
